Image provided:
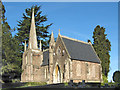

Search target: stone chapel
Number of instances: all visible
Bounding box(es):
[21,9,103,84]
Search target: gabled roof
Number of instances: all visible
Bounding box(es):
[41,49,49,66]
[61,35,100,63]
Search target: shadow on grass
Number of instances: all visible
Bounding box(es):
[2,82,48,89]
[2,82,27,89]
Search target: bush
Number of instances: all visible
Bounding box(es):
[103,74,108,83]
[113,71,120,83]
[12,79,20,83]
[64,82,68,86]
[101,74,108,86]
[2,76,12,83]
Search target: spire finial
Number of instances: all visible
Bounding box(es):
[50,31,54,43]
[51,31,53,36]
[59,29,60,35]
[32,8,35,23]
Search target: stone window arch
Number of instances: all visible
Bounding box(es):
[76,64,81,76]
[92,65,95,77]
[63,64,65,79]
[62,50,65,56]
[86,63,90,75]
[56,46,61,56]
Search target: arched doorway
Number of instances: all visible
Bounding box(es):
[53,65,61,83]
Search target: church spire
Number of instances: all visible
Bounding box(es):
[50,31,55,43]
[28,8,38,49]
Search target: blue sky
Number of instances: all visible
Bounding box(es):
[2,0,120,2]
[3,2,118,82]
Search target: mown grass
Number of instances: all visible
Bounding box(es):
[16,82,47,88]
[2,82,47,89]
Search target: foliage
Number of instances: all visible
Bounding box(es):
[101,74,108,86]
[16,5,52,52]
[2,3,22,83]
[12,79,20,83]
[113,70,120,83]
[92,25,111,77]
[64,82,68,86]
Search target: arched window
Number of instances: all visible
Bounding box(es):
[63,64,65,79]
[62,50,65,56]
[76,64,81,76]
[92,65,95,77]
[57,46,61,55]
[86,63,90,75]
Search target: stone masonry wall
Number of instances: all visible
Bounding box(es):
[72,60,101,83]
[52,35,70,83]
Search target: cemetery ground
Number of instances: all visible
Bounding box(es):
[1,80,120,89]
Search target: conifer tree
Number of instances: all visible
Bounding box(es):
[2,3,22,82]
[16,5,52,52]
[92,25,111,77]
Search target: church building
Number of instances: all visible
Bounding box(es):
[21,9,103,84]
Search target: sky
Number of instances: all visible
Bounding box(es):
[2,2,118,82]
[2,0,120,2]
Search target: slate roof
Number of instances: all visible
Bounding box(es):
[61,36,100,63]
[42,49,49,66]
[41,35,100,66]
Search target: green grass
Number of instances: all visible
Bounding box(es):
[2,82,47,89]
[18,82,47,88]
[16,82,47,88]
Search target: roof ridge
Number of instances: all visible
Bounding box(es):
[61,35,89,45]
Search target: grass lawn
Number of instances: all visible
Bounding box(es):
[1,82,47,89]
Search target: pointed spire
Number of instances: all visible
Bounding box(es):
[58,29,60,35]
[39,40,42,51]
[50,31,54,43]
[24,40,26,51]
[28,8,38,49]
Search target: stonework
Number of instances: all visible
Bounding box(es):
[21,10,103,84]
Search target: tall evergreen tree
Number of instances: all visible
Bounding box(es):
[92,25,111,77]
[16,5,52,52]
[0,1,2,82]
[2,3,22,82]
